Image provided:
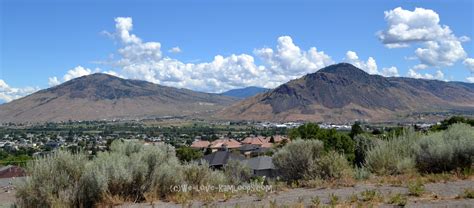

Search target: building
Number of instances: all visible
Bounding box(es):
[244,156,277,178]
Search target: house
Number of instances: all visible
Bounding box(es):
[0,165,26,178]
[190,140,211,149]
[239,144,272,157]
[201,148,245,169]
[244,156,277,178]
[209,138,241,150]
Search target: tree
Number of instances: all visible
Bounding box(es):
[349,122,364,138]
[176,147,203,162]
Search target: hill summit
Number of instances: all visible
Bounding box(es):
[0,73,237,123]
[217,63,474,122]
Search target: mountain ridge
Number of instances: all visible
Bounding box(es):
[217,63,474,122]
[0,73,238,123]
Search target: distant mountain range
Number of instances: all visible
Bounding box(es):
[1,63,473,123]
[0,74,237,123]
[217,63,474,122]
[221,86,269,99]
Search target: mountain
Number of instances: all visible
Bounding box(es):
[0,73,238,123]
[220,86,270,99]
[217,63,474,123]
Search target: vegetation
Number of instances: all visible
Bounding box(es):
[224,160,252,185]
[365,128,418,175]
[176,147,203,162]
[288,123,355,162]
[272,140,352,182]
[414,123,474,173]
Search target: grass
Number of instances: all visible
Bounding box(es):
[387,193,407,206]
[407,180,425,197]
[328,193,339,206]
[360,189,383,202]
[458,188,474,199]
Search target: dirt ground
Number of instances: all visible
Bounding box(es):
[2,178,473,207]
[119,180,474,208]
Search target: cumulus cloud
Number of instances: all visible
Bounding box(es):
[168,47,181,53]
[344,51,379,75]
[103,18,339,92]
[407,68,444,80]
[48,66,96,87]
[378,7,467,68]
[254,36,334,76]
[464,58,474,83]
[0,80,38,103]
[48,77,60,87]
[464,58,474,72]
[381,66,400,77]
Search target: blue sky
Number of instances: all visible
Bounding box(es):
[0,0,473,102]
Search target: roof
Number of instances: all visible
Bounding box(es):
[202,150,245,166]
[210,138,241,149]
[239,144,261,151]
[245,156,275,170]
[190,140,210,148]
[241,136,266,145]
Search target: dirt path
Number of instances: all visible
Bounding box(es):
[119,179,474,207]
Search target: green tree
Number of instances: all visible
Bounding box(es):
[349,122,364,138]
[176,147,203,162]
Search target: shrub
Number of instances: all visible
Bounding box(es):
[272,140,325,181]
[408,180,425,197]
[365,128,418,175]
[273,140,352,182]
[414,123,474,173]
[353,166,371,180]
[353,134,377,167]
[224,160,252,185]
[15,151,89,207]
[288,123,355,162]
[16,140,190,206]
[176,147,203,162]
[182,161,227,188]
[388,193,407,206]
[309,151,352,180]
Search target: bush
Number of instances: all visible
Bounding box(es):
[365,128,418,175]
[414,123,474,173]
[273,140,324,181]
[15,151,89,207]
[16,140,190,206]
[176,147,203,162]
[182,161,227,187]
[288,123,355,163]
[273,140,352,182]
[224,160,252,185]
[353,134,377,167]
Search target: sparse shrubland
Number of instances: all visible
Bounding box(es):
[273,140,352,183]
[414,123,474,173]
[365,128,418,175]
[14,118,474,207]
[15,140,225,207]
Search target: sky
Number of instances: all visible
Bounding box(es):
[1,0,473,103]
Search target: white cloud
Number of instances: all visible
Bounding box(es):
[407,69,444,80]
[464,58,474,72]
[63,66,93,82]
[114,17,141,44]
[381,66,399,77]
[47,66,95,87]
[254,36,334,76]
[467,77,474,83]
[464,58,474,83]
[48,77,60,87]
[0,79,38,103]
[344,51,379,75]
[168,47,181,53]
[378,7,467,68]
[105,18,337,92]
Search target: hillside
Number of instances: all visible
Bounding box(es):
[220,86,269,99]
[0,73,238,123]
[217,63,474,122]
